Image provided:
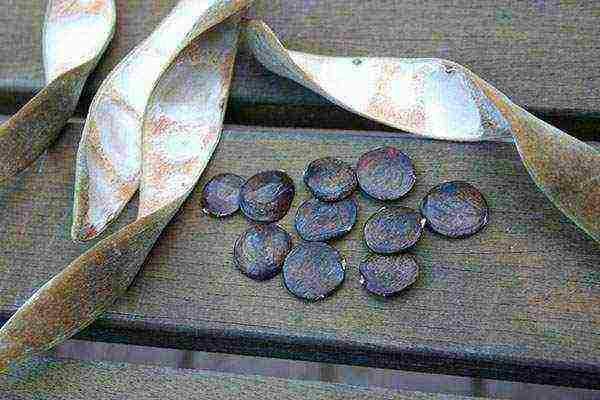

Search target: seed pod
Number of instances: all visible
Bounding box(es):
[356,147,416,201]
[201,173,245,217]
[420,181,489,238]
[359,254,419,297]
[363,206,424,254]
[234,224,292,281]
[240,170,295,223]
[294,197,358,242]
[282,242,346,301]
[303,157,357,201]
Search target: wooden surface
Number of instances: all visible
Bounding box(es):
[50,340,600,399]
[0,1,598,116]
[1,123,599,388]
[1,356,479,399]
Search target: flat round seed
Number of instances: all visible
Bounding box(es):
[420,181,489,238]
[359,254,419,297]
[303,157,357,201]
[234,224,292,281]
[356,147,416,201]
[363,207,424,254]
[295,197,358,242]
[283,243,346,301]
[240,170,296,223]
[201,173,245,217]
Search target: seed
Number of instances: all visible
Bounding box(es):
[359,254,419,297]
[240,170,295,223]
[294,197,358,242]
[201,173,245,217]
[363,206,424,254]
[282,242,346,301]
[303,157,357,201]
[420,181,489,238]
[356,146,416,201]
[234,224,292,281]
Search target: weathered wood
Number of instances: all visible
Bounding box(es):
[0,0,44,111]
[1,124,598,388]
[239,0,600,116]
[1,1,598,115]
[0,356,480,400]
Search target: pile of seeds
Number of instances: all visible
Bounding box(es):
[201,147,489,302]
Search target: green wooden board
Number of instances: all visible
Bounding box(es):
[1,123,598,388]
[0,356,482,399]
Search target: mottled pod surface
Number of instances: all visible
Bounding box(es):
[282,243,346,301]
[234,224,292,281]
[359,254,419,297]
[420,181,489,238]
[363,207,424,254]
[201,173,245,217]
[303,157,357,201]
[356,147,416,201]
[239,170,295,223]
[294,197,358,242]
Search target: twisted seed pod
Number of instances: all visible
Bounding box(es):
[243,20,600,243]
[0,10,243,372]
[72,0,252,241]
[0,0,116,185]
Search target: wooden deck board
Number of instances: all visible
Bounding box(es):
[0,124,598,388]
[0,1,598,115]
[0,356,480,399]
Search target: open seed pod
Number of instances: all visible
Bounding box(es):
[0,2,251,372]
[0,0,116,186]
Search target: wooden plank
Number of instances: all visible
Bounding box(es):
[0,0,44,111]
[0,1,598,115]
[51,340,600,398]
[238,0,600,116]
[1,356,479,399]
[1,123,599,388]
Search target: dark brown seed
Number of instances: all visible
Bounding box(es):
[240,170,295,223]
[201,173,245,217]
[363,206,425,254]
[303,157,357,201]
[420,181,489,238]
[282,242,345,301]
[359,254,419,297]
[294,197,358,242]
[234,224,292,281]
[356,146,416,201]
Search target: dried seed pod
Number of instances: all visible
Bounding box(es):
[240,170,296,223]
[0,0,116,188]
[363,206,424,254]
[359,254,419,297]
[356,147,416,201]
[303,157,357,201]
[234,224,292,281]
[282,242,346,301]
[294,197,358,242]
[420,181,489,238]
[201,173,245,217]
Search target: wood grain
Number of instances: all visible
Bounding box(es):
[0,0,44,111]
[0,123,598,388]
[0,1,598,115]
[0,356,480,399]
